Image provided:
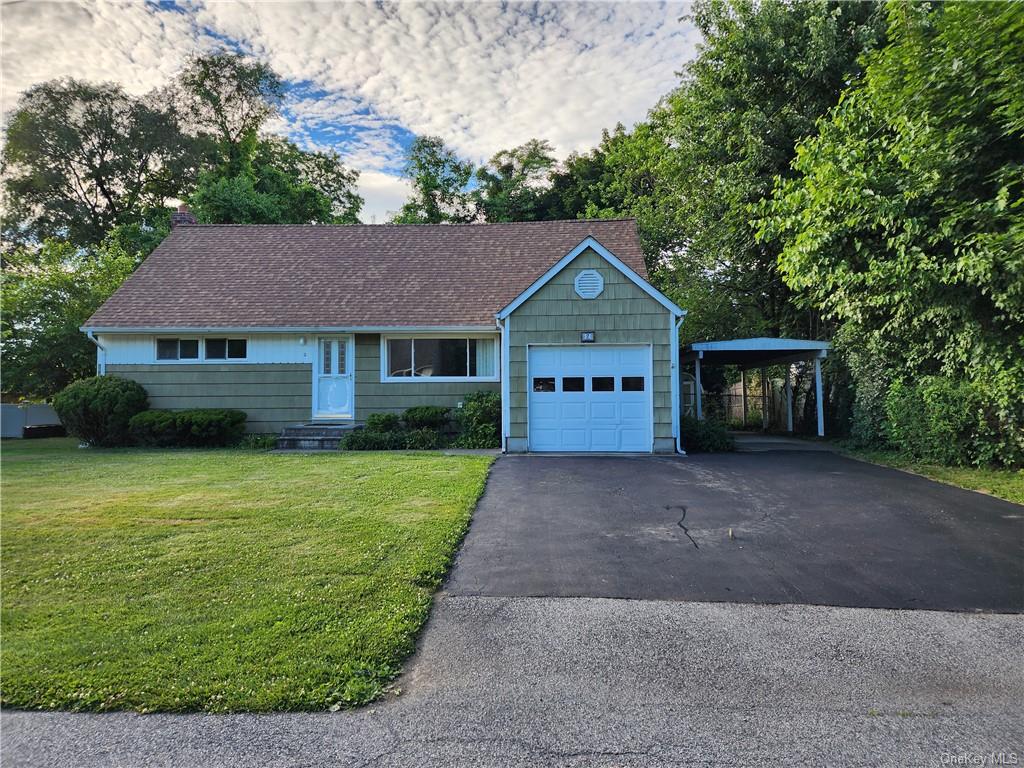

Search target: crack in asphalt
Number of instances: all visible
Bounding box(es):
[669,505,699,550]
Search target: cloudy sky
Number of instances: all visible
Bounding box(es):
[2,1,699,221]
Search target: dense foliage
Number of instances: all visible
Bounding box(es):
[52,376,148,447]
[401,405,451,431]
[2,236,142,399]
[128,409,248,448]
[453,391,501,449]
[760,1,1024,461]
[680,416,736,453]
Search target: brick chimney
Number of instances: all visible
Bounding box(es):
[171,204,197,228]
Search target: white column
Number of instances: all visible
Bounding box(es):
[761,367,768,431]
[695,356,703,420]
[741,369,748,426]
[785,365,793,433]
[814,357,825,437]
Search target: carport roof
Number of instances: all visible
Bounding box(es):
[682,337,830,369]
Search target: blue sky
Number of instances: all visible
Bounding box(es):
[3,1,699,221]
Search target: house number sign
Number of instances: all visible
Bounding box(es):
[580,331,595,343]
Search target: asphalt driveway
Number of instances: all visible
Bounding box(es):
[446,452,1024,612]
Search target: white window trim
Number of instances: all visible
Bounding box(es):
[151,335,250,364]
[379,333,500,383]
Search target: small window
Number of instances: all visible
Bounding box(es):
[592,376,615,392]
[205,338,227,359]
[227,339,247,359]
[204,338,246,360]
[157,338,198,360]
[156,338,179,360]
[562,377,585,392]
[622,376,645,392]
[533,377,556,392]
[179,339,199,359]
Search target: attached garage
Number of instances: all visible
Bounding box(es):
[528,345,652,452]
[497,237,686,454]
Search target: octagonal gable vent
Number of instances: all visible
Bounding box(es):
[574,269,604,299]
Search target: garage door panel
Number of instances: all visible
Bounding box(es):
[528,345,652,453]
[621,401,648,420]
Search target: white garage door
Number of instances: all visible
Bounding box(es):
[528,345,652,452]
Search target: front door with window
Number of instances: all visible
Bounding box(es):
[314,336,354,419]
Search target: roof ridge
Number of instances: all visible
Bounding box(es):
[175,218,637,228]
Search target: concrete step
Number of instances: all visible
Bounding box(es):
[275,422,363,451]
[275,437,343,451]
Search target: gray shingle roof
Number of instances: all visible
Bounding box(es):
[85,219,646,329]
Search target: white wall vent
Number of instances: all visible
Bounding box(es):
[574,269,604,299]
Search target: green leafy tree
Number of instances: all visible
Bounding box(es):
[392,136,475,223]
[1,237,140,399]
[760,0,1024,432]
[650,0,885,338]
[189,132,360,224]
[175,52,285,161]
[474,139,556,222]
[1,79,196,247]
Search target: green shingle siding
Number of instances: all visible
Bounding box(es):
[353,334,499,420]
[106,364,311,433]
[506,248,675,446]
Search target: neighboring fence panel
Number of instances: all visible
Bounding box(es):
[1,403,62,438]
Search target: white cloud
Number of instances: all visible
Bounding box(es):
[2,1,701,220]
[358,170,412,224]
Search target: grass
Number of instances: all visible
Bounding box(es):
[0,438,493,713]
[842,447,1024,505]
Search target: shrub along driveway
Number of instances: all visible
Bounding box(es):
[446,452,1024,612]
[0,438,492,713]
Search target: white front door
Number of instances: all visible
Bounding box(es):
[314,336,354,419]
[528,345,652,452]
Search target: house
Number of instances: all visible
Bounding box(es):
[82,211,686,453]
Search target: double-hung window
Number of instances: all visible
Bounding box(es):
[383,336,498,381]
[156,338,199,360]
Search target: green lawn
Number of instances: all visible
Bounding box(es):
[0,438,493,713]
[843,447,1024,505]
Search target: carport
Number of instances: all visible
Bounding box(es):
[682,338,831,436]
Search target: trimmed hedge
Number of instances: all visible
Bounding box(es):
[340,429,410,451]
[52,376,148,447]
[365,413,402,432]
[402,405,450,431]
[129,409,247,447]
[680,416,735,453]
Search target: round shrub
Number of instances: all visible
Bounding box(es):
[680,416,735,453]
[402,405,450,431]
[52,376,148,447]
[365,412,402,432]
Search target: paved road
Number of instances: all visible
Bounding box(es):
[4,453,1023,766]
[5,598,1022,767]
[447,453,1024,612]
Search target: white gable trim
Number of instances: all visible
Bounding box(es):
[495,237,684,320]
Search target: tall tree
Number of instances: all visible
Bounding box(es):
[1,79,196,247]
[1,235,142,399]
[761,1,1024,413]
[175,52,285,161]
[474,139,556,222]
[189,132,361,225]
[651,0,886,338]
[391,136,475,224]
